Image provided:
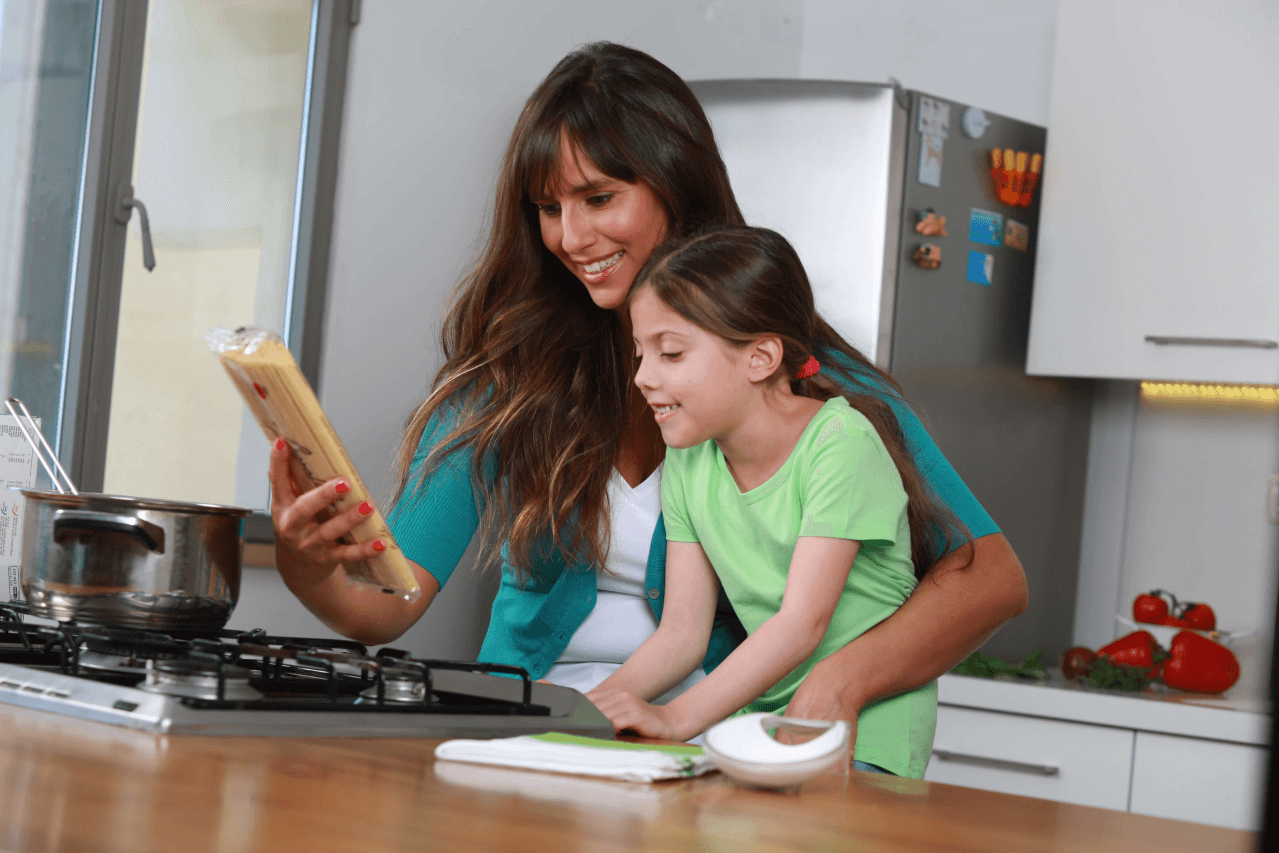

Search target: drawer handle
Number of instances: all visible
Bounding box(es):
[932,748,1060,776]
[1144,335,1278,349]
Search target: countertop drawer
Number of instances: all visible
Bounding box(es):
[1129,731,1268,831]
[925,705,1134,810]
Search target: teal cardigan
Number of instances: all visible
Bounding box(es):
[387,353,999,679]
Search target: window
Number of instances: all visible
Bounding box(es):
[2,0,354,540]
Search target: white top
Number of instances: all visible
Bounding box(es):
[542,463,707,705]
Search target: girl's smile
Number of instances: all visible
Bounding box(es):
[630,287,755,449]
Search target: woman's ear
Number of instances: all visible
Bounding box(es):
[745,335,785,383]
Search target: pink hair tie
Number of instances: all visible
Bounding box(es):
[796,355,820,380]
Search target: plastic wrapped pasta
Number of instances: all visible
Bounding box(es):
[208,326,420,600]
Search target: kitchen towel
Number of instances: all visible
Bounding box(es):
[434,732,716,783]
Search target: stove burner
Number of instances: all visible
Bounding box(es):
[76,650,152,675]
[359,669,429,704]
[138,659,263,702]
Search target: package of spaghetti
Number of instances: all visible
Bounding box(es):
[207,326,420,600]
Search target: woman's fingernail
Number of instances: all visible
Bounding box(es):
[358,500,374,515]
[372,539,386,552]
[335,481,350,495]
[275,438,286,451]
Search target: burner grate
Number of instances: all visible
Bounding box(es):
[0,600,547,716]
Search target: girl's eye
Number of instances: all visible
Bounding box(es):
[536,202,560,216]
[660,351,682,361]
[587,193,614,207]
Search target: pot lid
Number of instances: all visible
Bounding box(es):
[15,487,253,517]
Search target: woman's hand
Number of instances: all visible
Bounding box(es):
[586,688,686,740]
[783,532,1027,755]
[268,437,386,587]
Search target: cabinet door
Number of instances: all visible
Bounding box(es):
[1026,1,1279,383]
[1129,731,1267,831]
[926,705,1133,810]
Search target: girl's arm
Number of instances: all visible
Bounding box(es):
[587,541,720,704]
[786,531,1026,723]
[596,537,859,741]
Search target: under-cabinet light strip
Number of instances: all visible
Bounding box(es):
[1140,381,1279,406]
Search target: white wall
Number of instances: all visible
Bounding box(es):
[233,0,809,651]
[242,0,1067,654]
[800,0,1058,125]
[249,0,1279,689]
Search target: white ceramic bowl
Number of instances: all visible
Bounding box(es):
[703,714,849,789]
[1113,614,1254,648]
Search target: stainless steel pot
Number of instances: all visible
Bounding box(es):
[19,489,252,632]
[6,397,252,632]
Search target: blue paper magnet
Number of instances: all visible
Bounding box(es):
[969,209,1003,246]
[918,133,943,188]
[966,251,994,286]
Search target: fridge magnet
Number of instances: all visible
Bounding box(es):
[966,251,994,286]
[917,97,950,138]
[1003,219,1030,251]
[1018,153,1043,207]
[968,208,1003,246]
[961,107,991,139]
[914,208,947,237]
[912,243,942,270]
[918,133,944,188]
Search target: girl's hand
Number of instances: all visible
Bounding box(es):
[586,689,685,741]
[268,437,385,586]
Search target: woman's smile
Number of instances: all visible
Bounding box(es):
[535,136,669,312]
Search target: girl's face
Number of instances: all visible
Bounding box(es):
[534,138,669,313]
[630,287,757,449]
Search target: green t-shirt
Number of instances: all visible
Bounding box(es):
[662,396,937,778]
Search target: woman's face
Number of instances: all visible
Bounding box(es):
[534,138,669,312]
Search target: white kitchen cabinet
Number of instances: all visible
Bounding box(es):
[1025,1,1279,384]
[926,705,1134,810]
[1129,732,1268,832]
[929,675,1271,831]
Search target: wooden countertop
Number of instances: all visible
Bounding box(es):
[0,703,1255,853]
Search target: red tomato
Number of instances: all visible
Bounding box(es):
[1182,603,1216,631]
[1132,593,1168,625]
[1098,631,1156,669]
[1162,631,1239,694]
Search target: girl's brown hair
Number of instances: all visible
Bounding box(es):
[631,225,971,579]
[392,42,743,577]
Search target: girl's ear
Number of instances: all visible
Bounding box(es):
[745,335,785,383]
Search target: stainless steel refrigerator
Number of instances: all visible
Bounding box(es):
[689,79,1092,663]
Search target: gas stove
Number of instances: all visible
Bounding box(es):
[0,602,612,738]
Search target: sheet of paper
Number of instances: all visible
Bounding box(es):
[0,416,41,602]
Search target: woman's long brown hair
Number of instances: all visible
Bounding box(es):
[391,43,744,578]
[632,226,972,579]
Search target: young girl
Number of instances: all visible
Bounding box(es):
[587,226,965,779]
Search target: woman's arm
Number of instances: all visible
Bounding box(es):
[598,537,860,741]
[785,531,1027,723]
[270,439,439,645]
[587,541,719,703]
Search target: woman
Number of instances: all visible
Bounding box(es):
[269,42,1028,753]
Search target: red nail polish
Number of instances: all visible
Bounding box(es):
[275,438,286,451]
[372,539,386,552]
[358,500,373,515]
[335,481,350,495]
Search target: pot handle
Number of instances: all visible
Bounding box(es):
[53,510,166,554]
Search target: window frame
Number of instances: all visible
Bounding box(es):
[53,0,355,542]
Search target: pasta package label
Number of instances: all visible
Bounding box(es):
[208,327,420,600]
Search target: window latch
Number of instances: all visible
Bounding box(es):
[114,184,155,271]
